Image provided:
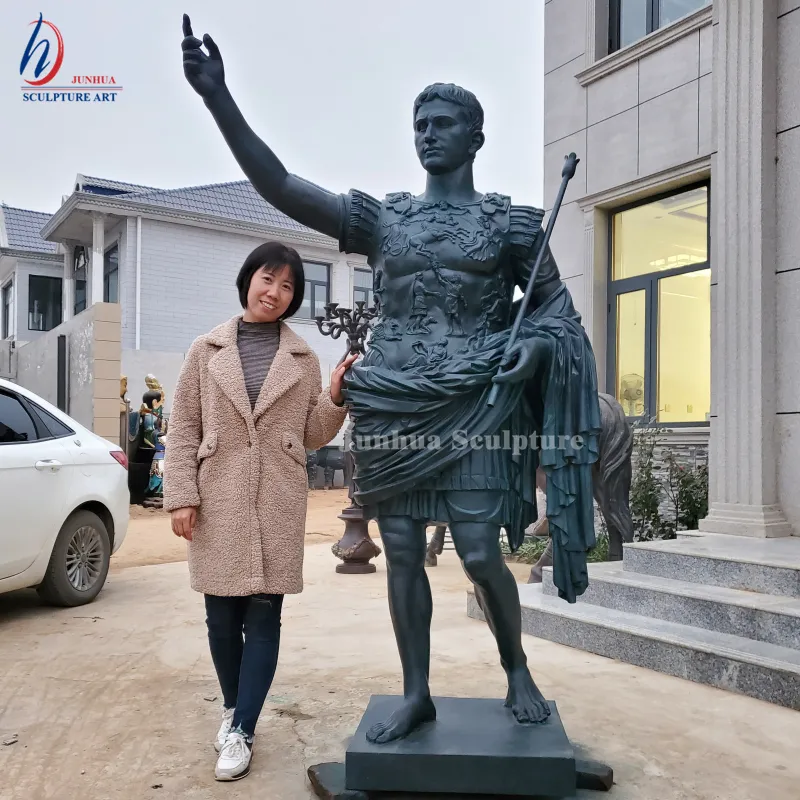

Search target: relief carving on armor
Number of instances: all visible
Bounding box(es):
[407,271,438,334]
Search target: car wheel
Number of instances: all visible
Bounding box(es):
[37,510,111,607]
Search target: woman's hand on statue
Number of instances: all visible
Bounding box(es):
[330,352,360,406]
[492,339,550,385]
[181,15,226,100]
[171,507,197,541]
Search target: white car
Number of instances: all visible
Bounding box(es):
[0,378,129,606]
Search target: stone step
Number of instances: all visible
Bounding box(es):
[541,563,800,649]
[622,534,800,597]
[467,585,800,710]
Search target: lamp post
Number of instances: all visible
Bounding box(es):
[315,301,382,574]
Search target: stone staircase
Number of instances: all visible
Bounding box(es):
[468,533,800,709]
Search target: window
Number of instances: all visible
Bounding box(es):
[608,184,710,424]
[1,281,12,339]
[353,268,373,308]
[104,243,119,303]
[28,275,63,332]
[0,391,38,444]
[298,261,330,319]
[609,0,711,52]
[73,246,88,315]
[28,402,74,439]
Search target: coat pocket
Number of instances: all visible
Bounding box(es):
[281,430,307,467]
[197,431,218,462]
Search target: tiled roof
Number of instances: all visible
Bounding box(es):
[0,205,57,253]
[129,180,314,233]
[76,175,161,195]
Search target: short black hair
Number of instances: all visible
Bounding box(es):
[142,390,162,410]
[236,241,305,319]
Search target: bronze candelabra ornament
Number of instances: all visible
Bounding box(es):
[315,301,382,574]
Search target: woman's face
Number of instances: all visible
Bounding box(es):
[244,264,295,323]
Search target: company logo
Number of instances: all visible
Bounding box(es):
[19,13,122,104]
[20,13,64,86]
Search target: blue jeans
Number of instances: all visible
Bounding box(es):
[204,593,284,738]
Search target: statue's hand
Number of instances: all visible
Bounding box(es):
[181,14,226,100]
[492,338,550,385]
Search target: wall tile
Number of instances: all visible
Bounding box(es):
[638,31,700,103]
[639,82,699,176]
[587,62,638,127]
[545,60,587,145]
[545,0,587,74]
[586,108,638,195]
[544,129,588,207]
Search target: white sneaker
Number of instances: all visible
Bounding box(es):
[215,731,252,781]
[214,707,235,753]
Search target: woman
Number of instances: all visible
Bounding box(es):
[164,241,353,781]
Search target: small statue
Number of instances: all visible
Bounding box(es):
[120,375,129,414]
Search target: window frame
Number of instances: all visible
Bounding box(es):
[73,245,88,316]
[27,274,63,332]
[1,280,13,339]
[300,261,331,321]
[0,389,43,445]
[353,267,373,309]
[606,179,711,427]
[103,242,119,304]
[608,0,707,53]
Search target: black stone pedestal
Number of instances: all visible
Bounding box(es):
[307,696,613,799]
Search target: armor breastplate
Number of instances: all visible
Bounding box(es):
[365,192,515,370]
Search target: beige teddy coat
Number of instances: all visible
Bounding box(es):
[163,316,347,596]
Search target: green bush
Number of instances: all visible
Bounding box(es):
[630,419,708,541]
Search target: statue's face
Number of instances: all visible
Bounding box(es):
[414,98,483,175]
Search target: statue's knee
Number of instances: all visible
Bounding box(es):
[462,549,500,584]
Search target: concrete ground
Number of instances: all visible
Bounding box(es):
[0,490,798,800]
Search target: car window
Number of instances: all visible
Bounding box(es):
[0,392,39,444]
[28,402,75,439]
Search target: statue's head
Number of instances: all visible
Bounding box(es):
[413,83,484,175]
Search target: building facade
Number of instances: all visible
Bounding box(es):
[1,175,371,447]
[544,0,799,537]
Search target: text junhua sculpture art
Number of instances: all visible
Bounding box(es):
[181,14,612,797]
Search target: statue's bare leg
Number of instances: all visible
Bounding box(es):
[367,515,437,744]
[451,518,551,725]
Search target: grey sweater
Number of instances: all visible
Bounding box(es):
[237,320,281,409]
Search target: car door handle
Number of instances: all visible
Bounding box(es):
[35,459,62,472]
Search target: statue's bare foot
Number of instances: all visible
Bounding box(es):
[366,696,436,744]
[504,668,551,724]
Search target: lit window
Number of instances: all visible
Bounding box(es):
[608,184,710,424]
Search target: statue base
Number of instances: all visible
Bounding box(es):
[307,695,613,799]
[332,504,382,575]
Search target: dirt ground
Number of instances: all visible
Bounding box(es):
[1,493,798,800]
[116,490,363,571]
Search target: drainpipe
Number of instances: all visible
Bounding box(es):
[135,215,142,349]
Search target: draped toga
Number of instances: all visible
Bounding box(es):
[337,188,602,603]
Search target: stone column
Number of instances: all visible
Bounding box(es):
[90,213,105,305]
[700,0,792,537]
[62,244,75,322]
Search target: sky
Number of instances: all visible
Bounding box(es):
[0,1,544,215]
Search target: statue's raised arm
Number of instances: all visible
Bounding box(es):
[181,15,342,240]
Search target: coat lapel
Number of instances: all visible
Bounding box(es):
[252,322,311,423]
[207,318,254,427]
